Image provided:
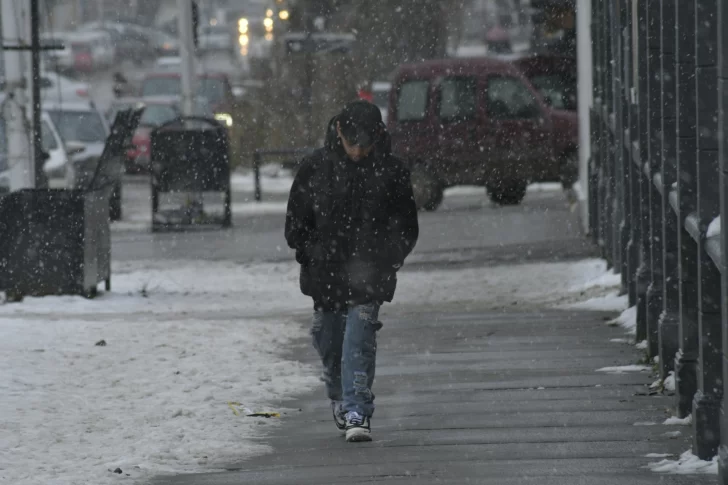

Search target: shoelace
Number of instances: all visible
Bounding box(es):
[346,412,365,426]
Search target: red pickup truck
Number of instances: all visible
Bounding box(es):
[387,54,578,210]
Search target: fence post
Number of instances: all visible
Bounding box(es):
[634,0,651,345]
[644,0,663,360]
[718,0,728,475]
[589,0,603,243]
[610,0,624,282]
[620,0,636,302]
[627,0,641,308]
[253,150,262,202]
[658,0,680,380]
[674,0,700,420]
[693,0,723,460]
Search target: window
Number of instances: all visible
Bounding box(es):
[439,77,477,120]
[487,76,541,119]
[140,104,179,126]
[41,121,58,151]
[47,110,107,143]
[396,80,429,121]
[529,74,576,111]
[142,77,181,97]
[198,78,226,104]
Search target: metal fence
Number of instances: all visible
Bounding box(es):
[251,148,315,201]
[590,0,728,472]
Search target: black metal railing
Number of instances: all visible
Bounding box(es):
[251,148,315,201]
[590,0,728,474]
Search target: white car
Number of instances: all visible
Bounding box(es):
[41,111,86,188]
[39,71,91,103]
[43,100,110,190]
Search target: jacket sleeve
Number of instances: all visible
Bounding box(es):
[284,161,316,263]
[387,164,419,268]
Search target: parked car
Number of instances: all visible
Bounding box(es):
[140,71,236,128]
[125,96,214,173]
[41,111,86,188]
[43,100,122,220]
[65,31,115,73]
[198,24,233,53]
[40,32,74,73]
[387,56,578,210]
[78,22,149,64]
[0,70,91,103]
[510,53,578,188]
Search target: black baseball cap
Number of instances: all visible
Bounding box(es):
[337,100,382,147]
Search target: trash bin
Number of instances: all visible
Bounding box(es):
[150,116,232,231]
[0,107,143,301]
[0,187,111,301]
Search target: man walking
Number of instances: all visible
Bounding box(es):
[285,101,419,442]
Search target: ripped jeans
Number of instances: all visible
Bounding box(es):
[311,302,381,418]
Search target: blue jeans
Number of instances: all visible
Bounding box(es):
[311,302,381,417]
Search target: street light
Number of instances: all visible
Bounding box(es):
[266,8,274,17]
[263,17,274,32]
[239,34,249,46]
[279,10,289,20]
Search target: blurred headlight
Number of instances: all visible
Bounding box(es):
[215,113,233,127]
[239,34,249,46]
[279,10,290,20]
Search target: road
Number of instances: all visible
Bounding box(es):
[110,178,596,269]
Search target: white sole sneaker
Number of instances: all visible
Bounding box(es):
[345,426,372,442]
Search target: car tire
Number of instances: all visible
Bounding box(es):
[487,179,528,206]
[411,167,443,212]
[110,182,123,221]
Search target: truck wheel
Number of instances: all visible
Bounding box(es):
[110,182,122,221]
[487,179,528,205]
[411,167,443,212]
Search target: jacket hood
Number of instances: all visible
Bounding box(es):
[324,114,392,158]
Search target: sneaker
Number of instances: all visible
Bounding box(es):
[345,411,372,442]
[331,401,346,432]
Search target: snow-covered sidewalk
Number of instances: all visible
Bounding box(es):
[0,258,625,484]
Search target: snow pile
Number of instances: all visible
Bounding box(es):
[636,340,648,350]
[664,371,676,392]
[646,453,673,458]
[556,266,627,311]
[647,450,718,475]
[596,365,651,374]
[664,414,693,426]
[609,306,637,335]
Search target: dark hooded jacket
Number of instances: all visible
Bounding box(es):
[284,115,419,309]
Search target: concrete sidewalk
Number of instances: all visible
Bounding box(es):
[152,307,716,485]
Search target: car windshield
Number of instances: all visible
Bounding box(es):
[140,104,179,126]
[142,77,181,97]
[198,78,225,104]
[47,109,107,143]
[529,74,577,111]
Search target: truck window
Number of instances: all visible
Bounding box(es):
[439,77,477,121]
[487,76,541,119]
[396,80,429,121]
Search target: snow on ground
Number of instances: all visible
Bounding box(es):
[608,306,637,335]
[647,450,718,475]
[596,365,652,374]
[560,291,627,311]
[230,169,294,195]
[664,415,693,426]
[0,288,319,484]
[0,257,629,484]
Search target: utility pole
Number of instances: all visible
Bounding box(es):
[30,0,47,188]
[1,0,34,191]
[177,0,197,116]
